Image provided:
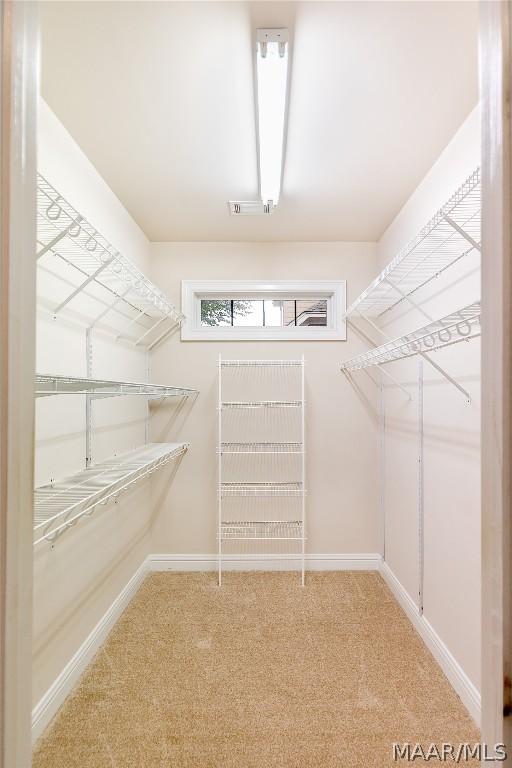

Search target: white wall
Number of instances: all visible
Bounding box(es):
[377,107,481,692]
[33,102,154,707]
[148,241,380,557]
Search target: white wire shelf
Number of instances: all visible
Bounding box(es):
[221,400,302,409]
[340,301,481,372]
[37,174,184,342]
[220,442,303,454]
[221,360,303,367]
[34,442,188,546]
[344,169,481,319]
[220,482,303,497]
[220,520,304,540]
[35,374,197,399]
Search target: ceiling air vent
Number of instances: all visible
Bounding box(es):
[228,200,274,216]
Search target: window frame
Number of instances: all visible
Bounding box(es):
[181,280,347,341]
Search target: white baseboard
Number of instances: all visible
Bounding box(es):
[148,552,382,572]
[31,559,149,744]
[379,561,481,726]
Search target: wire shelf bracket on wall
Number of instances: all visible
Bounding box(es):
[35,374,198,400]
[342,168,480,320]
[36,174,184,349]
[34,442,188,546]
[340,301,481,403]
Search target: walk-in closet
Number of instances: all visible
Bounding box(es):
[2,0,509,765]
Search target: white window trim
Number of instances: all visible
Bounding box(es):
[181,280,347,341]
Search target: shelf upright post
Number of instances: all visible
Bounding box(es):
[418,359,424,615]
[218,353,222,587]
[145,348,150,446]
[301,354,306,587]
[380,379,386,560]
[85,327,93,468]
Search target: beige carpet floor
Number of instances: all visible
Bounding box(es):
[33,572,479,767]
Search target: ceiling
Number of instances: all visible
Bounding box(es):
[40,1,479,242]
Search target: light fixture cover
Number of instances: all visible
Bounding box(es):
[256,29,289,206]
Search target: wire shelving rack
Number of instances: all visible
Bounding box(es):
[37,174,183,345]
[340,301,481,372]
[220,360,303,367]
[217,356,306,586]
[221,400,301,409]
[34,442,188,546]
[35,374,197,399]
[343,168,480,319]
[220,521,303,540]
[220,482,304,497]
[35,177,196,548]
[220,442,303,454]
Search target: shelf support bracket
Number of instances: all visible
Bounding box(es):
[346,317,412,400]
[53,256,115,316]
[36,216,83,260]
[444,215,481,252]
[134,315,167,346]
[357,364,412,401]
[380,281,472,403]
[147,319,180,351]
[115,308,147,341]
[89,286,131,329]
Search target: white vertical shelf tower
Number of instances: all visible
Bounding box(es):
[217,357,306,586]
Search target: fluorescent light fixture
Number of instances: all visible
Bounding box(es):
[256,28,289,206]
[228,200,274,216]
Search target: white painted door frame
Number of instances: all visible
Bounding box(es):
[0,1,38,766]
[480,1,512,763]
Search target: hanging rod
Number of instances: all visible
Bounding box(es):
[340,301,480,372]
[35,374,197,399]
[343,168,480,319]
[34,442,188,546]
[36,175,184,341]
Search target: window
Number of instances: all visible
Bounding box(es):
[181,281,346,340]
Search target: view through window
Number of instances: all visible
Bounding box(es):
[200,298,328,327]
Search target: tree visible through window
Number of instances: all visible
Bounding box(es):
[200,300,252,326]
